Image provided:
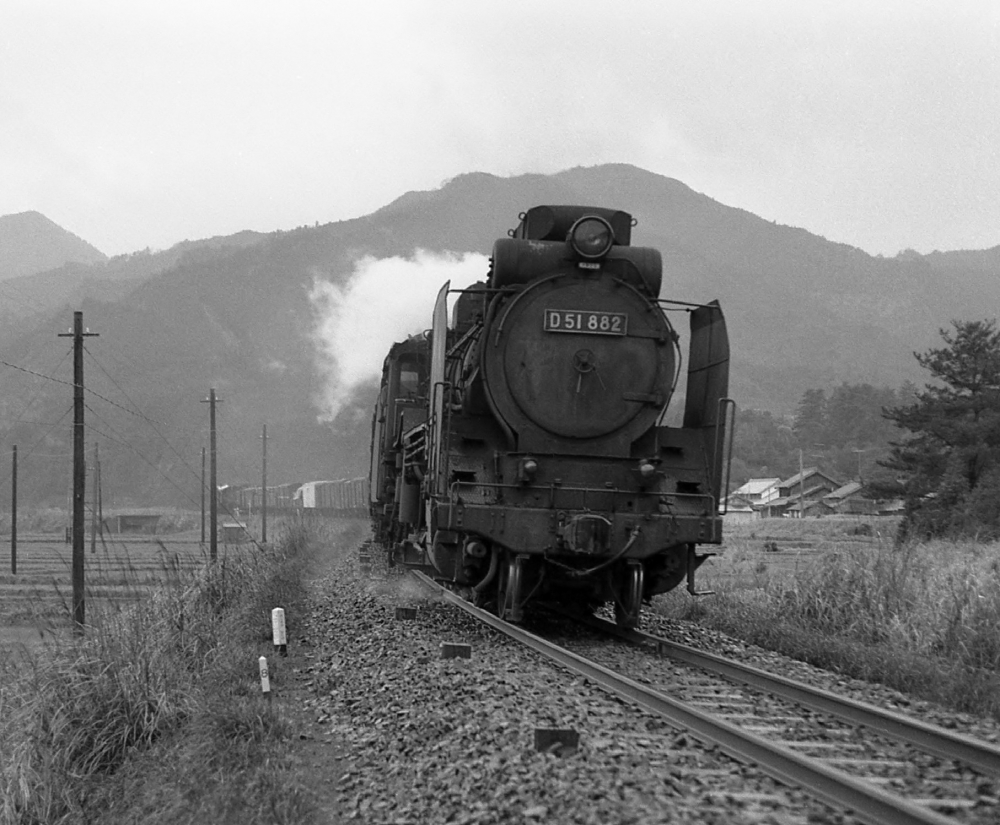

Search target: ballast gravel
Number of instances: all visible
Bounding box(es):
[278,537,862,825]
[638,610,1000,748]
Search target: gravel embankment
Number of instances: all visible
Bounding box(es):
[639,612,1000,748]
[545,616,1000,824]
[279,537,859,824]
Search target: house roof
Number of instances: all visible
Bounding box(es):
[767,482,834,508]
[733,477,780,496]
[779,467,841,488]
[825,481,864,501]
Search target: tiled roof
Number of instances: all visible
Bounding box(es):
[733,477,780,496]
[825,481,864,500]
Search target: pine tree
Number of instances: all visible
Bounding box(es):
[883,320,1000,541]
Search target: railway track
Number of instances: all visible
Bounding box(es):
[411,571,999,825]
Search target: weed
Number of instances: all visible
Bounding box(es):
[0,515,341,824]
[656,518,1000,719]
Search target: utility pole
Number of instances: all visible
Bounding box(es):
[200,446,206,545]
[798,448,804,519]
[852,448,868,482]
[90,442,99,554]
[261,424,267,545]
[201,389,220,562]
[97,457,103,537]
[59,311,98,631]
[11,445,16,576]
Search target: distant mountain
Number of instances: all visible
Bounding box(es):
[0,165,997,507]
[0,229,268,346]
[0,211,107,280]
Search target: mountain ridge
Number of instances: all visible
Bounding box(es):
[0,165,997,507]
[0,210,108,280]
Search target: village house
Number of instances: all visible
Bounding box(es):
[722,491,757,523]
[729,477,780,506]
[764,467,842,518]
[823,481,879,515]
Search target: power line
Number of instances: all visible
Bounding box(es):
[84,402,246,527]
[83,344,211,486]
[84,404,204,511]
[0,405,75,492]
[0,357,76,389]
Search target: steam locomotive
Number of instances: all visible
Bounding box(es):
[369,205,733,628]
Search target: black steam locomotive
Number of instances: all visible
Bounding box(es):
[369,205,733,628]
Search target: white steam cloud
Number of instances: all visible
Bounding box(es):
[310,249,490,422]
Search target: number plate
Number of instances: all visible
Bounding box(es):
[543,309,628,336]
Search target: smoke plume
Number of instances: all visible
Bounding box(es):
[310,249,489,422]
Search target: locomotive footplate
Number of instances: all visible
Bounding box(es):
[436,493,721,560]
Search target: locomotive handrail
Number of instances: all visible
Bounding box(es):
[446,480,716,514]
[428,380,451,497]
[657,297,730,310]
[716,398,737,515]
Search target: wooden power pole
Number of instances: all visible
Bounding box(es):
[59,311,98,631]
[91,442,99,554]
[11,445,16,576]
[200,446,206,545]
[202,389,220,562]
[261,424,267,545]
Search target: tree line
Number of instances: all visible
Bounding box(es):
[732,318,1000,542]
[730,382,913,490]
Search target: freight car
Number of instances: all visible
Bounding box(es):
[220,478,368,518]
[220,482,302,515]
[370,205,734,628]
[294,478,369,516]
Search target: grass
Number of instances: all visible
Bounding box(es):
[0,516,340,825]
[657,516,1000,719]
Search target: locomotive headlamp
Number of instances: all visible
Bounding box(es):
[638,461,657,479]
[569,216,615,260]
[518,457,539,483]
[464,539,488,559]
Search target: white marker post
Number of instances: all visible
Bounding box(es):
[259,655,271,700]
[271,607,287,656]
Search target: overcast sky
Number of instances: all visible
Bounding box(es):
[2,0,997,257]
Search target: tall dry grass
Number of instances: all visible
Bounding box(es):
[657,518,1000,717]
[0,517,326,824]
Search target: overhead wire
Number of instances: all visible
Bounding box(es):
[83,403,204,511]
[83,344,209,483]
[83,401,246,527]
[4,340,266,529]
[0,405,75,492]
[0,347,72,430]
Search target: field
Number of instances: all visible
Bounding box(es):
[697,514,897,591]
[0,530,251,653]
[0,514,893,652]
[656,514,1000,718]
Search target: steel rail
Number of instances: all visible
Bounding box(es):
[572,611,1000,778]
[411,572,955,825]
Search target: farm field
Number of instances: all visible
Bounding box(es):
[696,515,899,592]
[0,531,256,653]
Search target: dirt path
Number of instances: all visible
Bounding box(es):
[272,536,358,823]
